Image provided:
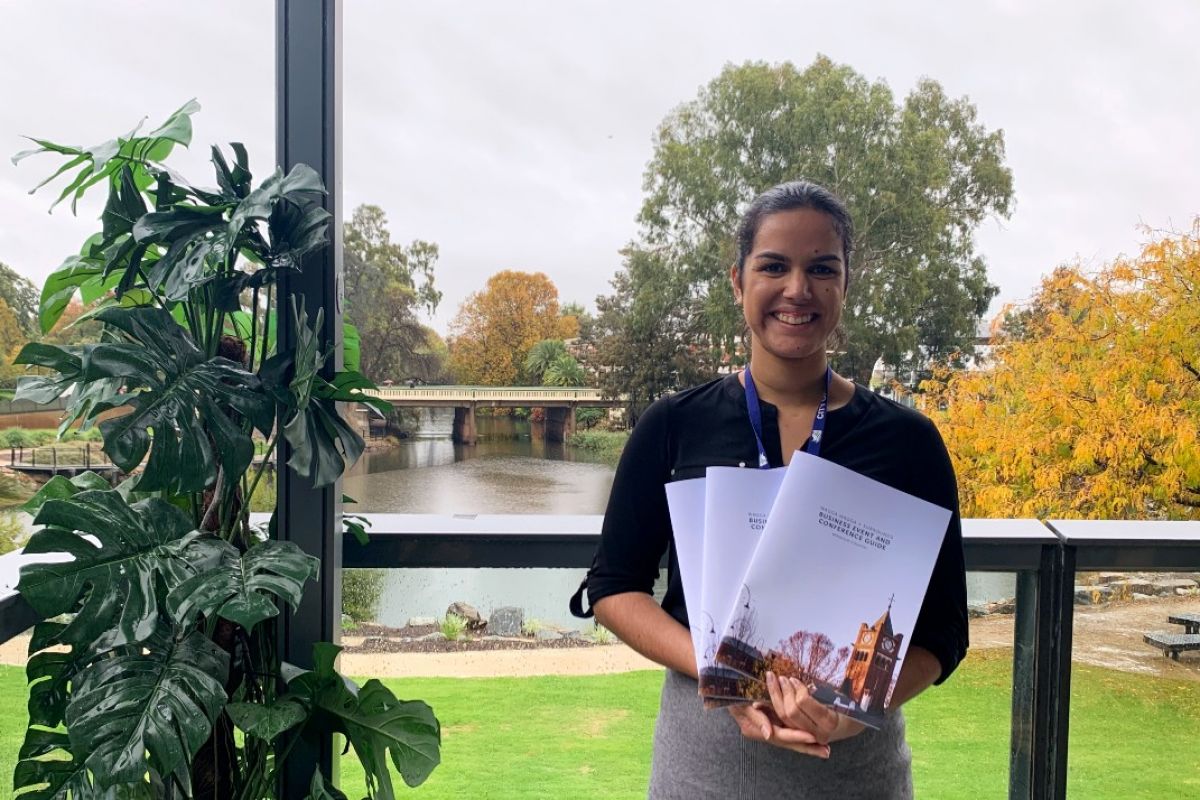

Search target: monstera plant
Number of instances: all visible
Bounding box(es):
[10,101,440,799]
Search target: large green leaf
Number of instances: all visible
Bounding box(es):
[13,738,96,800]
[36,252,106,334]
[134,206,228,301]
[304,769,350,800]
[225,164,325,256]
[84,306,273,492]
[15,100,200,213]
[20,471,112,517]
[262,301,370,488]
[226,697,308,741]
[66,628,229,793]
[167,539,318,631]
[17,490,197,652]
[288,644,440,798]
[12,343,89,404]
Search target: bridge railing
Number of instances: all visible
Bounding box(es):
[2,516,1198,800]
[366,386,619,403]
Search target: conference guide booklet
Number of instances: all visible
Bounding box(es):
[696,467,784,707]
[668,451,951,729]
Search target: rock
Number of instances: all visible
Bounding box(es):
[1110,579,1157,596]
[1074,585,1113,605]
[967,604,989,618]
[535,629,563,641]
[563,630,586,640]
[1131,593,1153,601]
[362,637,388,649]
[986,598,1016,615]
[417,631,447,642]
[447,601,486,631]
[487,606,525,637]
[1149,579,1198,596]
[406,616,437,628]
[1178,587,1199,597]
[1096,572,1126,584]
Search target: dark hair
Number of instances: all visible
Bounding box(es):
[734,180,854,286]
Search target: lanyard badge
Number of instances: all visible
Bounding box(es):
[743,365,831,468]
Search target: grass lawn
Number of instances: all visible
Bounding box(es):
[2,650,1197,798]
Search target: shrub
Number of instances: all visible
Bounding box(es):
[575,407,605,429]
[587,623,615,645]
[342,568,384,623]
[566,430,629,459]
[441,612,468,641]
[521,618,548,637]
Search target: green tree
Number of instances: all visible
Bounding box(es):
[448,271,578,385]
[616,56,1012,383]
[543,353,586,387]
[343,204,445,382]
[594,247,717,415]
[524,339,569,383]
[0,261,39,334]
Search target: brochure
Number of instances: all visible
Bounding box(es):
[697,466,785,705]
[710,451,951,728]
[664,477,706,676]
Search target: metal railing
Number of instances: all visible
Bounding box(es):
[2,516,1198,800]
[367,386,621,403]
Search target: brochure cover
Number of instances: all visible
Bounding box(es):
[697,466,785,706]
[711,451,951,728]
[664,477,706,676]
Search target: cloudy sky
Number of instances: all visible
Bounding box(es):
[2,0,1197,335]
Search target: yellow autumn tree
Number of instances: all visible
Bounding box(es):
[448,271,579,385]
[925,222,1200,520]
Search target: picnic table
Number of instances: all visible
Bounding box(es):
[1167,612,1200,635]
[1143,611,1200,660]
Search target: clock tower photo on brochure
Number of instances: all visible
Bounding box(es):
[840,597,903,714]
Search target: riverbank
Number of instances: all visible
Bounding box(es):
[565,429,628,461]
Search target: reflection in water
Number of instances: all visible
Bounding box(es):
[343,412,618,628]
[342,411,1013,628]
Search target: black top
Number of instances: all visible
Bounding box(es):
[583,373,969,684]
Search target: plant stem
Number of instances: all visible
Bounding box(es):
[233,427,280,537]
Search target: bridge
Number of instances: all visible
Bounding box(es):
[361,386,625,444]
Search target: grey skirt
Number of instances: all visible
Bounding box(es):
[648,670,913,800]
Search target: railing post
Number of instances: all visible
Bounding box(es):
[1047,543,1076,800]
[1008,543,1059,800]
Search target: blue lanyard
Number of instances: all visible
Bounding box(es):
[743,365,831,468]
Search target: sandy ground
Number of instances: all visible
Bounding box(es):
[3,596,1197,680]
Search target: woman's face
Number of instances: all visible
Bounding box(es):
[730,208,847,364]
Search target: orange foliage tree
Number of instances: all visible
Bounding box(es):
[448,271,579,385]
[925,223,1200,520]
[763,630,851,687]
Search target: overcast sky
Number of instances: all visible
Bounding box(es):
[2,0,1197,335]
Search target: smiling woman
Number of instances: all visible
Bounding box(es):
[577,180,967,800]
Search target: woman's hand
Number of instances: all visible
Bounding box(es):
[732,671,867,752]
[727,703,830,759]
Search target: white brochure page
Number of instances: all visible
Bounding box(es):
[698,466,786,678]
[665,477,706,677]
[718,451,951,727]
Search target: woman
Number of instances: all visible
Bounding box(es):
[573,180,968,798]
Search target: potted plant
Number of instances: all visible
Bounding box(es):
[10,101,440,799]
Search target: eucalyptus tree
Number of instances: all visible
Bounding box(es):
[603,56,1012,385]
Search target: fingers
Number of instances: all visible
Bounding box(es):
[728,703,830,759]
[729,701,774,740]
[765,672,840,742]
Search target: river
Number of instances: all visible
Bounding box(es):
[342,409,1014,630]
